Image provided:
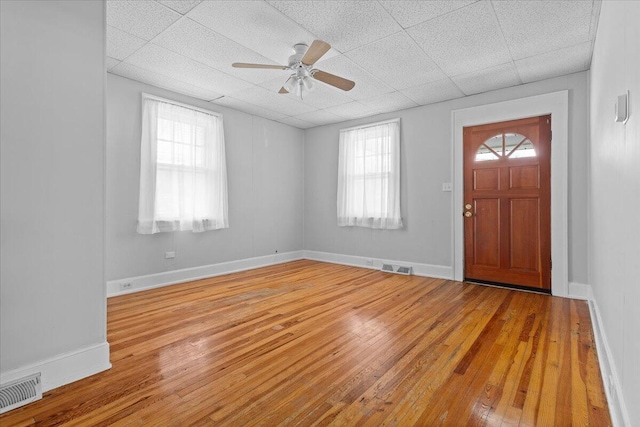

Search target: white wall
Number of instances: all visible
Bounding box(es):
[107,75,304,282]
[589,1,639,425]
[304,72,589,284]
[0,0,110,389]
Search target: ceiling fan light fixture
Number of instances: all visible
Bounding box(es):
[283,75,296,93]
[302,75,314,91]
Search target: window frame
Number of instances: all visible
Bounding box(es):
[337,118,402,229]
[137,93,228,234]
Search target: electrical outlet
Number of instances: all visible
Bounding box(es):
[165,251,175,259]
[366,259,373,267]
[442,182,452,192]
[120,282,132,291]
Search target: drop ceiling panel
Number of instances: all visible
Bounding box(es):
[106,57,121,71]
[407,1,511,76]
[112,62,223,100]
[315,55,394,101]
[106,25,147,60]
[325,101,376,120]
[276,116,316,129]
[153,18,281,84]
[451,62,521,96]
[516,42,591,84]
[228,86,318,117]
[187,1,336,65]
[106,0,601,129]
[379,0,476,29]
[293,109,344,126]
[268,1,402,52]
[124,44,254,94]
[157,0,202,15]
[401,78,465,105]
[211,97,287,121]
[359,92,419,114]
[493,0,595,59]
[346,32,445,90]
[107,0,180,41]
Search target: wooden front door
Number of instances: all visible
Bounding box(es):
[463,115,551,290]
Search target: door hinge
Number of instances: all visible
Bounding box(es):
[550,130,552,141]
[550,259,552,269]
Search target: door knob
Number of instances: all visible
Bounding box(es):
[465,204,472,210]
[464,211,472,217]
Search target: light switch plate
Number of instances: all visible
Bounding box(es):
[442,182,452,192]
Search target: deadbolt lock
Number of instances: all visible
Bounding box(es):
[465,204,472,210]
[464,211,472,217]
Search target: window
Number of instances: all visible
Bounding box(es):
[337,119,402,229]
[137,95,228,234]
[475,133,536,162]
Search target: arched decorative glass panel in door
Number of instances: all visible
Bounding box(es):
[475,133,536,162]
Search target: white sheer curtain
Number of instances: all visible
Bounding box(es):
[137,96,228,234]
[337,119,402,229]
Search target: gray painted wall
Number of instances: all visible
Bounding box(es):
[107,74,304,281]
[589,1,639,425]
[0,1,106,372]
[304,72,590,284]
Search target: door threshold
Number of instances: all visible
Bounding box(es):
[464,278,551,295]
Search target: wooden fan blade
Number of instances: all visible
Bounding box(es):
[278,87,289,94]
[301,40,331,66]
[232,63,287,70]
[313,70,355,91]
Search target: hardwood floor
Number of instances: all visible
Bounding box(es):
[1,260,611,426]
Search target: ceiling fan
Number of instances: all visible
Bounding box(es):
[232,40,355,99]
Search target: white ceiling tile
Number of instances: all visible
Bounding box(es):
[107,1,180,41]
[293,109,344,126]
[315,55,394,101]
[106,56,121,71]
[259,76,353,109]
[268,1,402,52]
[110,62,222,100]
[276,116,316,129]
[359,91,419,114]
[407,1,511,76]
[153,18,282,84]
[516,42,591,84]
[211,96,287,121]
[157,0,201,15]
[324,101,376,120]
[346,32,445,90]
[106,25,147,60]
[188,1,337,65]
[493,0,595,60]
[401,78,465,105]
[379,1,476,29]
[451,62,520,95]
[229,85,318,117]
[124,43,254,95]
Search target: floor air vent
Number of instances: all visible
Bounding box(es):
[0,373,42,414]
[380,264,413,275]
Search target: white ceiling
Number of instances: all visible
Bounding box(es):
[106,0,601,129]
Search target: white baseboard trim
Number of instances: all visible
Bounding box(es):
[107,250,305,297]
[588,297,631,427]
[0,341,111,393]
[302,250,453,280]
[567,281,593,300]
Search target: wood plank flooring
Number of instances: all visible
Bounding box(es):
[0,260,611,426]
